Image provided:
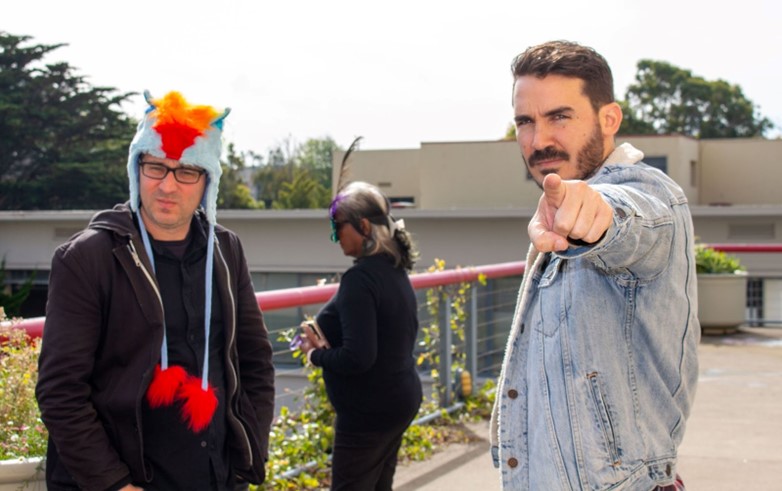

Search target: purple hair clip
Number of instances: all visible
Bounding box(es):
[329,194,345,219]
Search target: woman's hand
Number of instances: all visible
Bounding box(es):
[300,321,329,349]
[297,331,316,353]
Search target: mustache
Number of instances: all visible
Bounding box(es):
[528,147,570,166]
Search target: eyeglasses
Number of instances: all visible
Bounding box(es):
[330,219,347,243]
[139,161,205,184]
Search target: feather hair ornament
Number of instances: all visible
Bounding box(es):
[329,136,363,220]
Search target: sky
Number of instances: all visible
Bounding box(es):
[5,0,782,157]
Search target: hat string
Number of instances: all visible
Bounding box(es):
[137,214,170,370]
[137,212,213,390]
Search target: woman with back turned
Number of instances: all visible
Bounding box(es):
[296,170,422,490]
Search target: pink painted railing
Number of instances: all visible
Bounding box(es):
[709,244,782,253]
[11,261,528,339]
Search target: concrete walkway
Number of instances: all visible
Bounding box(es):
[393,326,782,491]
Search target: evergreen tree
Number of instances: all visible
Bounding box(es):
[0,32,137,209]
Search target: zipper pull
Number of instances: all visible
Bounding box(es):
[128,241,142,267]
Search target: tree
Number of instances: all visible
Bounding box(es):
[294,137,340,191]
[0,32,137,209]
[218,143,263,209]
[252,137,342,209]
[619,60,774,138]
[273,168,330,209]
[253,157,294,209]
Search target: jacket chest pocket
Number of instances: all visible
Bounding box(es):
[531,256,565,337]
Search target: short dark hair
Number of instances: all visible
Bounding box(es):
[511,40,615,112]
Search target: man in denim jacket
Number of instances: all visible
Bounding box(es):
[490,41,700,490]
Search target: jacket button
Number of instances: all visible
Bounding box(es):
[507,457,518,468]
[666,464,672,476]
[508,389,518,399]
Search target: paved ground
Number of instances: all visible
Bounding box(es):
[393,326,782,491]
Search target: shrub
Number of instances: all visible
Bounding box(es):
[695,244,745,274]
[0,311,48,460]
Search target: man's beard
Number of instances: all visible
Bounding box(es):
[524,123,605,188]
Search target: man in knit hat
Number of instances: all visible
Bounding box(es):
[36,91,275,490]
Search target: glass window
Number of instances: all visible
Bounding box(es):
[644,156,668,174]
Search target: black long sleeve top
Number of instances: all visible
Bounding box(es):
[311,254,423,432]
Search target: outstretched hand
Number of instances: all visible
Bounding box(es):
[528,174,613,252]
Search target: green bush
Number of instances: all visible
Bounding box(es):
[0,311,48,460]
[695,244,745,274]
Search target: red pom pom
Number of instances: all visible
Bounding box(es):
[178,376,218,433]
[146,364,187,408]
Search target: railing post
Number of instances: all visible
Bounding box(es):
[466,284,478,380]
[438,294,452,407]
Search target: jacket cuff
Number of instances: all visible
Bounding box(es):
[107,475,133,491]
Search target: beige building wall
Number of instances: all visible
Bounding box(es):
[618,135,701,204]
[337,135,782,210]
[699,139,782,206]
[332,149,421,205]
[417,141,540,209]
[0,210,533,280]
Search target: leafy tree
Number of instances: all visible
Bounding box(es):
[0,32,137,209]
[253,161,293,209]
[273,168,330,209]
[294,136,340,191]
[617,100,656,135]
[253,137,342,209]
[619,60,774,138]
[218,143,263,209]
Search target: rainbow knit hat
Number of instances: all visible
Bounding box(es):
[127,90,229,224]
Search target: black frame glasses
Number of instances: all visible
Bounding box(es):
[139,161,206,184]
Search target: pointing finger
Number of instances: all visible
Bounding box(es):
[542,174,566,209]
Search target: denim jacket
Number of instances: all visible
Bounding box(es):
[490,144,700,490]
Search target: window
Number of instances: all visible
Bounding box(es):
[390,197,415,208]
[728,223,775,240]
[644,156,668,174]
